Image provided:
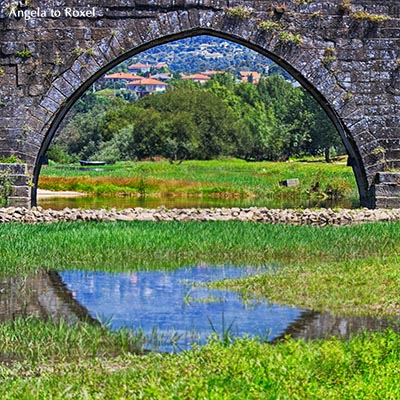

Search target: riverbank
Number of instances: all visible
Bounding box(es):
[2,219,400,397]
[36,188,86,199]
[1,205,400,225]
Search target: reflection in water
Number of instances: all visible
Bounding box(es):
[276,310,400,342]
[59,266,301,352]
[0,271,97,325]
[1,268,399,353]
[38,194,359,211]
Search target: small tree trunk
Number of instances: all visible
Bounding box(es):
[324,147,331,163]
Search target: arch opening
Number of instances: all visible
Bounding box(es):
[32,28,368,208]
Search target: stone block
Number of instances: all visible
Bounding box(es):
[375,197,400,209]
[12,185,31,198]
[373,184,400,197]
[0,163,28,175]
[375,172,400,185]
[279,179,300,187]
[8,197,31,208]
[11,174,30,186]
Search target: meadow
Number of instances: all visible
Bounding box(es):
[1,220,400,398]
[39,158,357,202]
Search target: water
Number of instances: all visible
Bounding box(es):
[38,195,359,211]
[1,267,398,353]
[59,266,302,352]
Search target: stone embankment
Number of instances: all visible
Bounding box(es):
[1,206,400,226]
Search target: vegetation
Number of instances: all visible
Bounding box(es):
[1,221,400,316]
[14,50,33,58]
[50,73,344,165]
[1,319,400,399]
[0,167,13,207]
[350,11,390,22]
[110,35,277,77]
[39,158,356,202]
[0,155,20,163]
[226,6,252,19]
[2,221,400,397]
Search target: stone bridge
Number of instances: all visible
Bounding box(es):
[0,0,399,208]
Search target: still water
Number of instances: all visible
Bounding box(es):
[59,266,301,352]
[1,266,398,353]
[38,195,359,211]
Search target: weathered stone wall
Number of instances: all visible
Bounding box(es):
[0,0,399,208]
[0,163,30,207]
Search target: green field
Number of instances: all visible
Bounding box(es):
[39,158,357,202]
[1,220,400,398]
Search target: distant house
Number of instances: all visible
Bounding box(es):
[181,73,211,84]
[126,77,168,97]
[128,62,152,74]
[104,72,142,82]
[155,62,169,70]
[240,71,261,84]
[201,70,225,77]
[151,73,173,82]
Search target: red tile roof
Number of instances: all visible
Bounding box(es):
[104,72,141,80]
[240,71,261,84]
[128,62,151,69]
[181,73,211,81]
[126,77,168,86]
[201,70,225,76]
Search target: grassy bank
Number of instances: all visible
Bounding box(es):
[1,220,400,315]
[1,317,400,399]
[2,220,400,398]
[39,158,357,201]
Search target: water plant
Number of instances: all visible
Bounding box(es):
[39,159,357,203]
[207,313,237,346]
[1,318,400,398]
[2,220,400,315]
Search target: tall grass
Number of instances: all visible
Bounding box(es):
[2,221,400,397]
[1,221,399,274]
[40,159,357,200]
[1,320,400,399]
[1,221,400,315]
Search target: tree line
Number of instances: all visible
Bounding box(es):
[48,74,344,164]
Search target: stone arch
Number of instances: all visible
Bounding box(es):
[1,1,399,208]
[31,29,367,207]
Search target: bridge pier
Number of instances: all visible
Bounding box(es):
[0,164,31,208]
[372,173,400,209]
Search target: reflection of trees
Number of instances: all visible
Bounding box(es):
[0,271,98,325]
[274,310,399,343]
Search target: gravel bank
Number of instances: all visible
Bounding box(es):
[1,206,400,226]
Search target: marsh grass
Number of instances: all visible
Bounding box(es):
[1,221,400,315]
[1,321,400,399]
[2,221,400,397]
[40,159,357,201]
[1,220,398,273]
